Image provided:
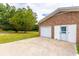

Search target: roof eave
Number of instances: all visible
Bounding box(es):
[38,6,79,25]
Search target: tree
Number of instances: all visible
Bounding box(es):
[9,6,37,32]
[0,3,8,30]
[25,6,37,31]
[0,3,37,32]
[0,3,16,30]
[9,8,26,32]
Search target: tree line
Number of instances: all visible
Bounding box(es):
[0,3,38,32]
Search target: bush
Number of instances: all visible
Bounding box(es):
[32,25,39,31]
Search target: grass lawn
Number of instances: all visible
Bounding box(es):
[0,31,39,44]
[77,45,79,54]
[77,49,79,54]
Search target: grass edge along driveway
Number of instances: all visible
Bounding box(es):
[0,31,39,44]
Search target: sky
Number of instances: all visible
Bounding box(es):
[7,0,79,22]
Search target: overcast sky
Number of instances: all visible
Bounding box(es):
[8,0,79,22]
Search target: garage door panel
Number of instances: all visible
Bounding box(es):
[40,26,52,38]
[67,25,77,43]
[54,26,61,40]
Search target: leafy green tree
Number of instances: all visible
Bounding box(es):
[0,3,7,30]
[0,3,37,32]
[9,7,37,32]
[26,6,37,31]
[0,3,16,30]
[9,8,26,32]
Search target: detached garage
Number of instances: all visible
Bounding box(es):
[39,6,79,43]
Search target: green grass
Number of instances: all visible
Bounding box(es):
[77,44,79,54]
[0,31,39,44]
[77,48,79,54]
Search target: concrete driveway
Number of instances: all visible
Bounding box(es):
[0,37,76,56]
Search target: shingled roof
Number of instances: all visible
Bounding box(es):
[39,6,79,24]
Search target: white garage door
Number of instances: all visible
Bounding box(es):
[54,24,77,43]
[54,26,61,40]
[40,26,52,38]
[67,25,77,43]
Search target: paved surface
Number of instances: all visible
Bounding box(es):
[0,37,76,56]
